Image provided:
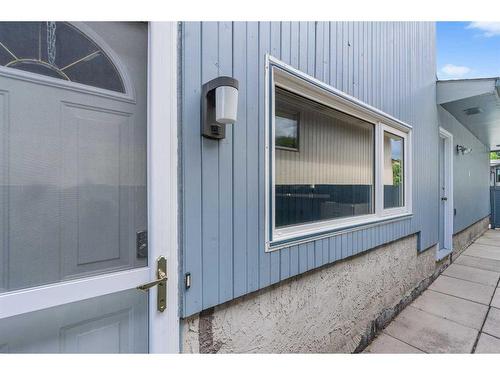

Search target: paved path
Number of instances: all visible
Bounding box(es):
[365,229,500,353]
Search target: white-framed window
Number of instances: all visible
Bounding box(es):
[265,55,413,251]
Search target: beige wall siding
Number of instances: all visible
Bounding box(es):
[276,107,374,186]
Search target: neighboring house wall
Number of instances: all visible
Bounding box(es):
[180,21,439,318]
[438,106,490,233]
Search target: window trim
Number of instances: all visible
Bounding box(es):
[265,55,413,251]
[377,124,412,218]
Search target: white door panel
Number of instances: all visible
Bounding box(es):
[60,102,138,279]
[0,289,147,353]
[439,137,445,249]
[437,127,453,259]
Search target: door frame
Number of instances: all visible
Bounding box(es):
[437,127,454,260]
[148,21,179,353]
[0,22,179,354]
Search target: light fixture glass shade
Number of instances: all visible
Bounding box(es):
[215,86,238,124]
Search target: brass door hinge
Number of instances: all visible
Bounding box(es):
[137,256,167,312]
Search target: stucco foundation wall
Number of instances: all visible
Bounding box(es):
[452,216,490,258]
[181,234,443,353]
[180,215,489,354]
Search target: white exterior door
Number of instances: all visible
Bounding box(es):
[0,22,178,353]
[437,127,453,259]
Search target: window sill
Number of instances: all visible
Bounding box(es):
[266,212,413,252]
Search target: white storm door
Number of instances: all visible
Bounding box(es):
[437,127,453,259]
[439,136,446,249]
[0,22,177,353]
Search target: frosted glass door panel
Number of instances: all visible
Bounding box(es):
[0,289,148,353]
[0,22,148,291]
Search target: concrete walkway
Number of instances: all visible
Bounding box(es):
[365,229,500,353]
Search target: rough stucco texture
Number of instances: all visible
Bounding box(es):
[181,234,438,353]
[452,216,489,258]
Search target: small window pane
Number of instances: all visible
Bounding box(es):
[383,131,404,209]
[274,88,375,228]
[497,169,500,183]
[275,108,299,150]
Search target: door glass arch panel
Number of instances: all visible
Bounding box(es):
[0,22,125,93]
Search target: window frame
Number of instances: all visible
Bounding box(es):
[378,124,411,217]
[265,55,413,251]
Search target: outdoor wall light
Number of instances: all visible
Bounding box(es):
[456,144,472,155]
[201,76,239,140]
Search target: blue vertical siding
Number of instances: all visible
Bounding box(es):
[181,22,438,317]
[438,106,490,233]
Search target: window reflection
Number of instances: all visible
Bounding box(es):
[275,106,299,151]
[274,88,375,228]
[383,132,404,209]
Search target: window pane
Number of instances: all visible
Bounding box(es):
[274,88,375,228]
[383,131,404,209]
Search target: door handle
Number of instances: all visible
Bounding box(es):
[137,256,167,312]
[441,197,448,201]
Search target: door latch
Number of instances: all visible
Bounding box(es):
[137,256,167,312]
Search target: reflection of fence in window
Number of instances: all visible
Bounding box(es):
[275,184,372,228]
[384,185,403,209]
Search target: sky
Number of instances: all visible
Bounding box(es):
[437,22,500,80]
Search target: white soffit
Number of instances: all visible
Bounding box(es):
[437,77,500,149]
